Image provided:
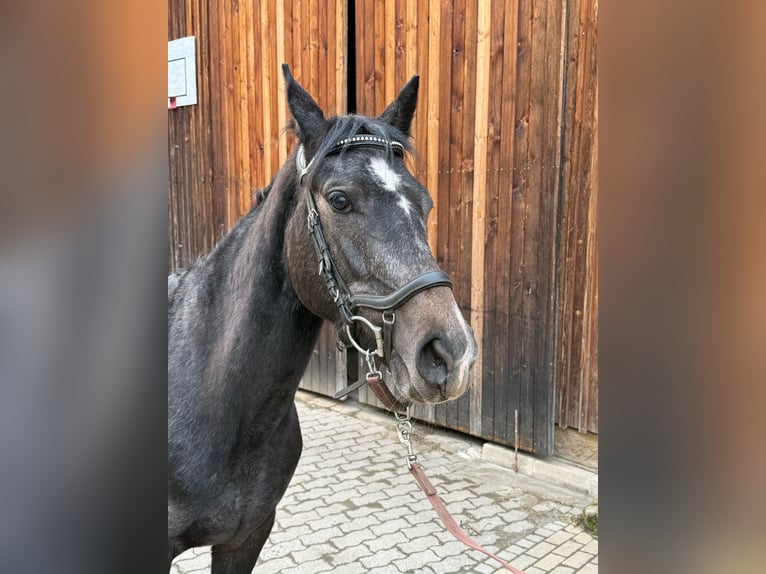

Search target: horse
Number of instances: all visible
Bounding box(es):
[168,64,478,573]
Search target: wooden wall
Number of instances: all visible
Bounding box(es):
[554,0,598,433]
[351,0,569,455]
[168,0,599,455]
[168,0,347,270]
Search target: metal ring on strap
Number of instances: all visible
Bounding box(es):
[344,315,385,357]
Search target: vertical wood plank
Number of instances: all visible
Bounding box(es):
[523,0,547,450]
[276,0,287,165]
[483,0,506,443]
[555,0,598,434]
[498,0,519,445]
[470,0,491,438]
[202,0,215,254]
[211,0,228,240]
[326,0,337,115]
[459,0,478,435]
[335,0,347,115]
[318,0,328,112]
[309,0,320,104]
[414,0,428,184]
[291,0,301,83]
[373,0,385,113]
[405,0,418,84]
[509,0,533,449]
[393,0,406,95]
[425,0,440,251]
[384,0,396,105]
[260,0,273,180]
[300,0,310,87]
[432,0,452,429]
[357,0,372,114]
[529,0,563,455]
[447,0,467,431]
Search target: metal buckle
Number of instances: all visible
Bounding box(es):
[344,315,384,357]
[394,408,418,469]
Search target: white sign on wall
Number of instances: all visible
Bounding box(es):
[168,36,197,109]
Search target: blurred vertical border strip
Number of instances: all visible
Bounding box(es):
[0,1,167,573]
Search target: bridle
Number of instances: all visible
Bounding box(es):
[295,135,452,412]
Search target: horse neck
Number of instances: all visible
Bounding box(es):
[200,168,323,408]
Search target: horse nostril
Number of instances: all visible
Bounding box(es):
[416,338,451,392]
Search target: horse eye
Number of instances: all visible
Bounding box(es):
[328,191,351,212]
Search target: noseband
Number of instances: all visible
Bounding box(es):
[296,136,452,410]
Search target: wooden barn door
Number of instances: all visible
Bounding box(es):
[168,0,348,271]
[168,0,597,456]
[167,0,349,392]
[351,0,566,456]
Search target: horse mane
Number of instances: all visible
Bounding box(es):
[253,179,274,204]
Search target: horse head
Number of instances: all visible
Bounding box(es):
[282,65,477,405]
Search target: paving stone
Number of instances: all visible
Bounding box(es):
[553,539,584,557]
[527,540,557,558]
[506,552,538,570]
[288,542,336,564]
[333,527,377,550]
[577,562,599,574]
[298,525,345,546]
[581,539,599,555]
[326,561,368,574]
[276,558,333,574]
[501,519,536,534]
[171,393,596,574]
[173,551,210,571]
[563,550,593,569]
[534,549,566,570]
[337,512,381,533]
[364,531,408,552]
[396,533,440,555]
[359,547,406,569]
[329,543,374,566]
[251,555,296,573]
[546,529,575,545]
[392,547,441,571]
[573,531,595,544]
[370,517,412,537]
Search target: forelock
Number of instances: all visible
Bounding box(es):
[302,115,413,187]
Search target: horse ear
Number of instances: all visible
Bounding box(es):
[378,75,419,136]
[282,64,328,147]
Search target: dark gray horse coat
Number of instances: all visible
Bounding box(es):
[168,66,476,573]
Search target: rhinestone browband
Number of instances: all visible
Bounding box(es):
[328,135,405,156]
[296,135,404,182]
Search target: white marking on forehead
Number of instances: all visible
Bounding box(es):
[368,157,401,192]
[368,157,412,216]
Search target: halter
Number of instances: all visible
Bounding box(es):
[297,136,526,574]
[296,135,453,411]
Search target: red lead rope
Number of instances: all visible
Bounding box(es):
[409,463,528,574]
[364,372,528,573]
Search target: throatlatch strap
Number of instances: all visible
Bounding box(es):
[409,462,528,574]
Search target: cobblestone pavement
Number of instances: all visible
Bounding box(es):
[172,391,598,573]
